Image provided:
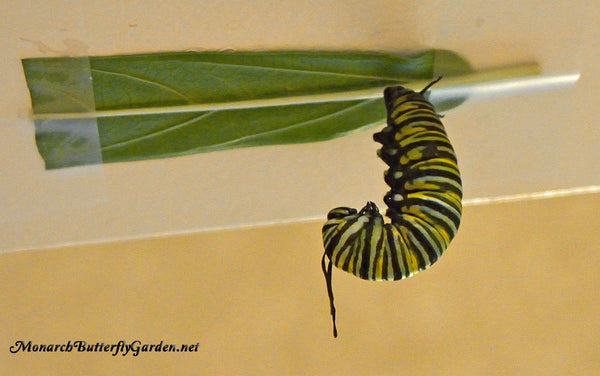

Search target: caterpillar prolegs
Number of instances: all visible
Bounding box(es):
[321,77,463,337]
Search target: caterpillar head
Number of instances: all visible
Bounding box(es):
[325,202,382,223]
[358,201,380,216]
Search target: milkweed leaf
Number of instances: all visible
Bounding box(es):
[22,49,473,169]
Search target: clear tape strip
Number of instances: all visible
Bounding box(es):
[7,49,108,233]
[26,56,103,168]
[35,117,103,169]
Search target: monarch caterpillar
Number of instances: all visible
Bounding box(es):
[321,77,462,337]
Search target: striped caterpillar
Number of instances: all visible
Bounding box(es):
[321,77,463,337]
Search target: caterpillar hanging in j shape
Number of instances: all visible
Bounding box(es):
[321,77,463,338]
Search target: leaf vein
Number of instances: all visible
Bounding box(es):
[101,111,215,150]
[195,99,382,150]
[176,60,406,81]
[91,68,196,103]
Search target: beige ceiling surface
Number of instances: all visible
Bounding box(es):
[1,0,599,252]
[2,192,598,374]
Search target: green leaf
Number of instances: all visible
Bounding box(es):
[21,57,95,113]
[22,49,473,169]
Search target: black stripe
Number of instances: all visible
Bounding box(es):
[374,121,446,147]
[389,197,460,236]
[370,225,385,280]
[377,144,456,168]
[359,221,375,279]
[325,218,361,261]
[384,166,460,190]
[394,217,440,268]
[392,116,443,132]
[385,224,408,280]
